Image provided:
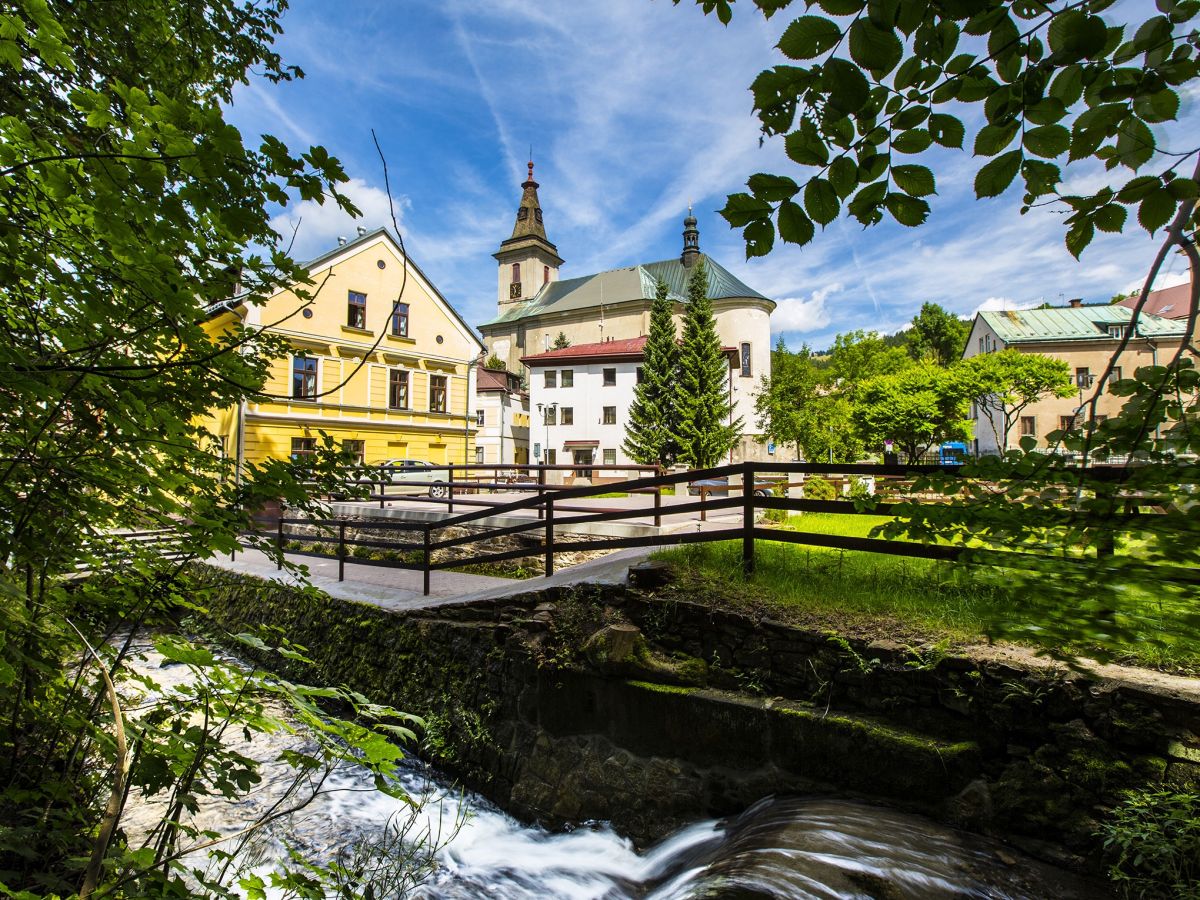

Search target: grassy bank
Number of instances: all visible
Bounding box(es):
[653,513,1199,673]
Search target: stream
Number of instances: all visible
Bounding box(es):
[120,635,1104,899]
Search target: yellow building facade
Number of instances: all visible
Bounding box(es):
[204,227,484,469]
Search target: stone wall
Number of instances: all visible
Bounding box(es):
[188,565,1200,865]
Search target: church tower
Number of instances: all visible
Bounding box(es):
[493,160,563,311]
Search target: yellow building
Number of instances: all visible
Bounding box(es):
[203,227,484,470]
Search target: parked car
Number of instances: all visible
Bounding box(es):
[687,477,776,497]
[938,442,968,465]
[378,459,450,498]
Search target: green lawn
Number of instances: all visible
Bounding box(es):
[653,512,1200,673]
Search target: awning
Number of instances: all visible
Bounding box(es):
[563,440,599,448]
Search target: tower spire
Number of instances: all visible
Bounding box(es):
[510,158,547,241]
[681,206,700,267]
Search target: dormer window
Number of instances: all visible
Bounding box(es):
[1107,324,1128,339]
[535,209,543,223]
[517,207,528,221]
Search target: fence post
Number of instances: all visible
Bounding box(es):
[338,522,346,582]
[537,466,546,520]
[742,462,755,576]
[653,470,662,529]
[447,464,455,514]
[276,517,284,570]
[379,474,386,509]
[544,495,555,578]
[700,487,708,523]
[422,526,431,596]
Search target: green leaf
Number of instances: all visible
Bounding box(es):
[817,0,865,14]
[928,114,965,149]
[1065,219,1094,258]
[1115,118,1155,170]
[974,150,1022,198]
[748,172,801,202]
[891,164,935,197]
[720,192,772,228]
[778,16,843,60]
[828,156,859,198]
[848,19,902,74]
[777,199,816,245]
[893,129,932,154]
[1137,189,1174,233]
[822,58,871,113]
[1023,124,1071,158]
[785,122,831,166]
[1093,204,1127,233]
[1047,10,1108,60]
[885,192,930,226]
[1133,88,1179,124]
[744,218,776,257]
[1116,175,1161,203]
[804,178,840,225]
[974,122,1019,157]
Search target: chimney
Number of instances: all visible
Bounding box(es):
[337,236,347,246]
[356,226,367,237]
[1069,298,1083,308]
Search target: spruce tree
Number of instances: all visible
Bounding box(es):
[674,260,742,468]
[623,279,680,466]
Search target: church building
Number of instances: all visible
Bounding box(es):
[477,163,778,463]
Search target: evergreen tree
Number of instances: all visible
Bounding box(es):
[552,331,571,349]
[674,260,742,468]
[623,279,680,465]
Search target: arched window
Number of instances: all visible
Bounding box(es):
[511,263,520,283]
[543,265,550,284]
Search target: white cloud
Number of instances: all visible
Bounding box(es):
[972,296,1040,314]
[269,178,404,262]
[771,284,840,334]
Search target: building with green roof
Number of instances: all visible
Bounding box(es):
[478,164,779,465]
[963,301,1188,456]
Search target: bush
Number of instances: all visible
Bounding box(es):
[1099,788,1200,899]
[802,475,835,501]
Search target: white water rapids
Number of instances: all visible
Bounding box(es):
[118,635,1104,899]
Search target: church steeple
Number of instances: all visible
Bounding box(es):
[494,158,563,310]
[510,160,548,241]
[681,204,700,267]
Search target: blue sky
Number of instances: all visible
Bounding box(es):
[226,0,1195,350]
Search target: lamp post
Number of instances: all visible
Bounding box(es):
[535,401,557,466]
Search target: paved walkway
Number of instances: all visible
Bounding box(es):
[212,545,654,613]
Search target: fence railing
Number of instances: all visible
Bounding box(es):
[236,460,1199,596]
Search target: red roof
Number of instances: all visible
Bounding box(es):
[521,336,648,365]
[475,366,513,392]
[1117,279,1192,320]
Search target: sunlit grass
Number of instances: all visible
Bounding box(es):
[653,512,1200,673]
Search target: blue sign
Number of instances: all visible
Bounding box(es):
[767,442,776,455]
[533,442,541,459]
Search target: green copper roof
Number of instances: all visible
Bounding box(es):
[479,254,771,327]
[981,305,1187,343]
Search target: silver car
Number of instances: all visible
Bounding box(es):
[379,459,450,498]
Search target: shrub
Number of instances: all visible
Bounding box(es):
[1099,788,1200,899]
[802,475,835,501]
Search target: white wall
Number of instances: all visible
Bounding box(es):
[527,359,643,469]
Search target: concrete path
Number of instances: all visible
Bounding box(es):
[210,545,655,614]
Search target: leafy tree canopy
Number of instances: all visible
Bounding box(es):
[852,363,973,461]
[907,301,971,365]
[959,348,1075,448]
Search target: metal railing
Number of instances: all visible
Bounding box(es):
[238,460,1197,596]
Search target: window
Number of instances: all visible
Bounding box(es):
[476,410,485,426]
[1075,367,1091,389]
[543,265,550,284]
[543,406,557,426]
[516,325,526,349]
[511,263,520,284]
[545,448,557,465]
[603,449,616,466]
[561,369,573,388]
[290,437,316,461]
[636,367,645,385]
[1020,416,1036,436]
[347,290,367,329]
[475,446,485,464]
[429,375,447,413]
[978,337,984,353]
[544,370,557,388]
[1108,325,1127,339]
[560,407,574,425]
[603,368,616,386]
[1060,414,1080,431]
[341,439,365,465]
[1105,366,1122,387]
[390,302,409,337]
[388,370,409,409]
[603,406,616,425]
[292,356,317,400]
[740,342,752,378]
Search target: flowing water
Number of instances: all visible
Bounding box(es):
[120,636,1104,899]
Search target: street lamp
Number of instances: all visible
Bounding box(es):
[535,401,557,466]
